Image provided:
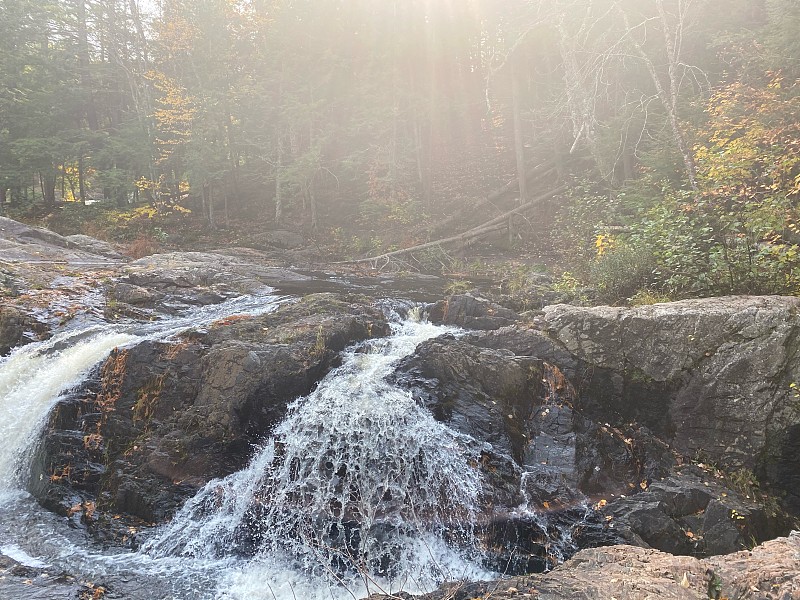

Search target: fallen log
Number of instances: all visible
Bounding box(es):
[428,163,557,236]
[343,184,568,265]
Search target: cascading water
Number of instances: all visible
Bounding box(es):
[0,292,290,593]
[0,300,494,600]
[143,307,493,599]
[0,292,287,499]
[0,326,138,496]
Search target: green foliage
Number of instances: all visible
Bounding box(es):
[618,73,800,299]
[622,192,800,298]
[588,243,658,303]
[444,279,473,296]
[551,272,589,305]
[553,184,624,263]
[765,0,800,76]
[628,288,672,306]
[1,0,798,275]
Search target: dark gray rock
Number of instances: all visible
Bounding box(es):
[393,333,672,573]
[31,294,388,528]
[602,468,788,557]
[519,467,581,508]
[397,336,542,463]
[0,306,49,355]
[107,282,165,306]
[0,554,81,600]
[542,296,800,513]
[428,294,519,330]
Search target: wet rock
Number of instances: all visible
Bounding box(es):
[428,294,519,330]
[602,467,788,557]
[0,305,49,355]
[397,336,543,463]
[107,282,165,307]
[519,467,581,509]
[394,332,677,572]
[542,296,800,513]
[480,506,619,575]
[398,331,675,498]
[0,553,81,600]
[575,422,675,495]
[111,251,347,312]
[31,294,388,529]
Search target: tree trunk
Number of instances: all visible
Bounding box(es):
[76,0,99,130]
[78,156,87,204]
[411,100,430,204]
[208,184,216,228]
[223,181,230,228]
[618,4,698,191]
[275,138,284,223]
[510,57,528,244]
[655,0,699,190]
[511,58,528,205]
[128,0,149,66]
[41,171,57,207]
[202,180,209,222]
[305,180,318,230]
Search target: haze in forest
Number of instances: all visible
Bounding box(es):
[1,0,799,304]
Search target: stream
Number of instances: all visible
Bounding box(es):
[0,296,500,599]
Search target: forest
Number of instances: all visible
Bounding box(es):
[1,0,799,304]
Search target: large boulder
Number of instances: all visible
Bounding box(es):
[397,335,542,463]
[393,297,800,572]
[393,334,666,572]
[542,296,800,513]
[30,294,389,537]
[427,294,519,330]
[0,306,49,356]
[396,332,675,505]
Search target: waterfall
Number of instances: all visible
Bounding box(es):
[0,299,498,599]
[0,327,138,496]
[0,292,286,501]
[143,311,492,598]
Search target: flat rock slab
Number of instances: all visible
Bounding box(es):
[0,217,125,266]
[371,531,800,600]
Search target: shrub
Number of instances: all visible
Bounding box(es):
[627,192,800,297]
[587,243,658,304]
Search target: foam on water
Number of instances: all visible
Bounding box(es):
[0,327,138,495]
[0,292,286,594]
[0,292,286,498]
[0,544,50,568]
[0,300,495,599]
[144,311,493,598]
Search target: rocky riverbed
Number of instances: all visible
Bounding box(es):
[1,216,799,599]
